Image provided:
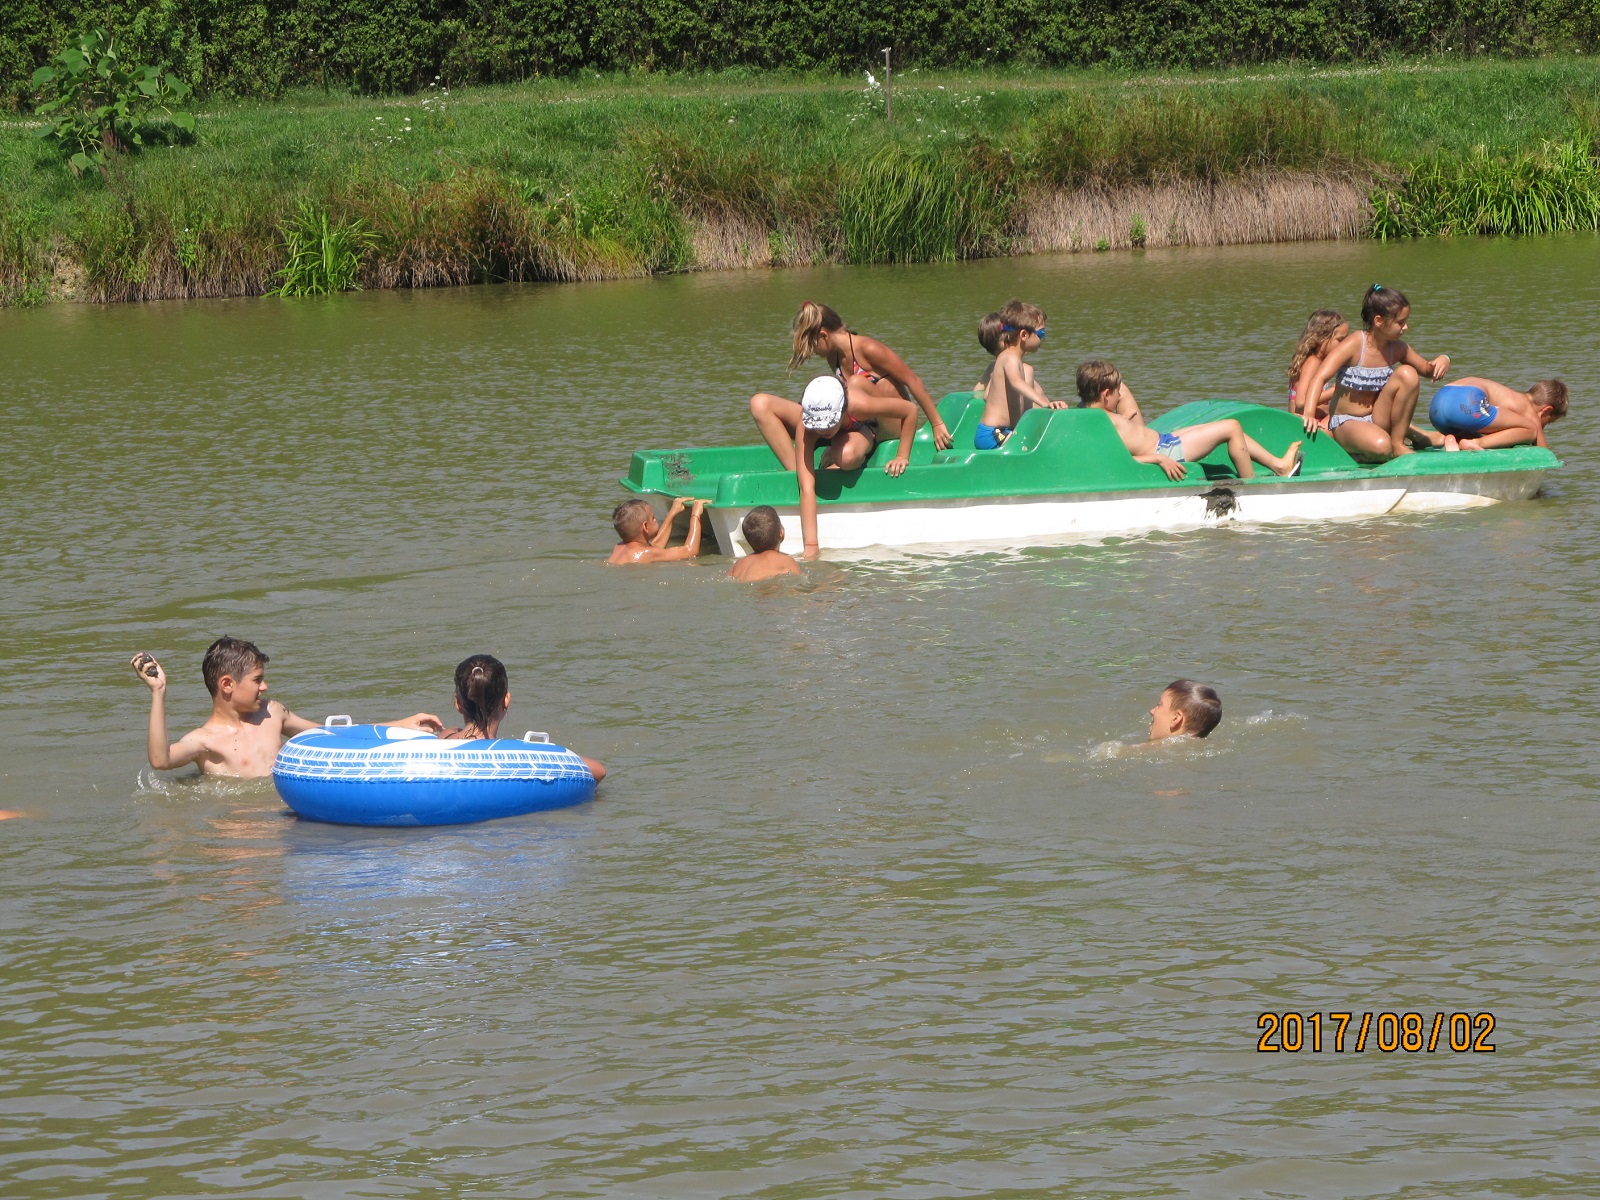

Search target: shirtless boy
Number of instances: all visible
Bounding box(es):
[1148,680,1222,741]
[975,300,1068,448]
[132,637,441,778]
[1076,360,1302,482]
[728,506,802,582]
[609,496,707,565]
[1430,377,1568,451]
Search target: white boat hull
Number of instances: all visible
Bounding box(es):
[652,470,1547,557]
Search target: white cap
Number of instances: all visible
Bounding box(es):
[800,376,847,430]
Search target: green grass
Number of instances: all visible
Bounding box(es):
[3,57,1600,304]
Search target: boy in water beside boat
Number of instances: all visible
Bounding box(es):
[1077,360,1303,481]
[609,496,708,564]
[131,637,442,778]
[728,506,802,581]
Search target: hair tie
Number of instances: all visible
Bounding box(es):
[1370,284,1383,291]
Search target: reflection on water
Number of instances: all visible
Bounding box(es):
[3,234,1599,1197]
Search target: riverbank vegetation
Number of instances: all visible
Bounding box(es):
[3,58,1599,306]
[7,1,1600,102]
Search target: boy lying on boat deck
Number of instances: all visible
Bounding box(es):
[728,506,802,582]
[609,496,707,564]
[1076,360,1303,482]
[1148,680,1222,741]
[1430,378,1568,451]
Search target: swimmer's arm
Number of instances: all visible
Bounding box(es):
[637,499,707,562]
[867,340,952,450]
[281,710,318,739]
[651,497,688,550]
[147,709,207,771]
[580,755,606,783]
[797,429,823,560]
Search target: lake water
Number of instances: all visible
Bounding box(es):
[3,234,1599,1198]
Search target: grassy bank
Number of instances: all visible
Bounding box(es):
[3,58,1600,306]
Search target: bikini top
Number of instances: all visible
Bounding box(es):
[833,332,883,385]
[1337,332,1394,392]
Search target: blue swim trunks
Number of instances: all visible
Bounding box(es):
[975,423,1012,450]
[1429,385,1497,436]
[1155,431,1185,462]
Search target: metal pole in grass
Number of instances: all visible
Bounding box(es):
[882,47,892,121]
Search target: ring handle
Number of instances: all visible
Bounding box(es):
[325,715,353,726]
[523,731,550,743]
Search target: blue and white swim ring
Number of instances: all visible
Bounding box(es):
[272,718,596,827]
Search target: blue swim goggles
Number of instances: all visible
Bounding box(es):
[1002,323,1046,341]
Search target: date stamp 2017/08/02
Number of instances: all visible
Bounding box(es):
[1257,1012,1496,1053]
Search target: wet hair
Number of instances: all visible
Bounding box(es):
[1165,679,1222,739]
[454,654,509,733]
[1076,359,1122,406]
[997,299,1047,348]
[789,301,845,370]
[612,498,653,541]
[742,505,784,554]
[1360,284,1410,327]
[977,311,1004,355]
[1529,379,1568,420]
[202,636,267,696]
[1288,309,1347,382]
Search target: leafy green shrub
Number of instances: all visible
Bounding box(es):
[7,1,1600,104]
[268,200,376,295]
[31,28,193,175]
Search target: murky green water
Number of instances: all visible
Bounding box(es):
[4,234,1600,1198]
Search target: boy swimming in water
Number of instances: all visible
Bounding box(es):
[975,300,1068,449]
[728,506,802,581]
[1077,360,1302,482]
[608,496,708,564]
[1431,378,1568,451]
[1148,680,1222,741]
[131,637,442,778]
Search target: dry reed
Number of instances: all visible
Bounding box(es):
[1017,172,1373,254]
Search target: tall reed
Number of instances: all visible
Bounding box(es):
[1371,139,1600,238]
[838,142,1016,263]
[1026,91,1359,186]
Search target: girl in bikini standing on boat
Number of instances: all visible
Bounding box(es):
[1299,286,1449,460]
[749,301,954,478]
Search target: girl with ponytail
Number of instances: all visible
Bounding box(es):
[442,654,606,782]
[749,301,953,478]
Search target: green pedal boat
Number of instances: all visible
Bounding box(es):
[620,393,1561,556]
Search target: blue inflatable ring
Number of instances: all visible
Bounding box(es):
[272,720,597,827]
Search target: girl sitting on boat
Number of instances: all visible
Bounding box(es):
[441,654,606,782]
[1287,309,1347,428]
[1298,286,1448,460]
[749,301,953,478]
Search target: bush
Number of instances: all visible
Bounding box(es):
[31,27,193,174]
[5,2,1600,104]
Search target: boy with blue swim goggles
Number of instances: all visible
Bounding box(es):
[975,299,1069,450]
